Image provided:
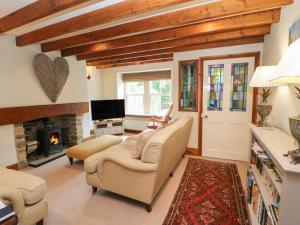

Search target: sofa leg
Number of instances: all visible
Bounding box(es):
[146,204,152,213]
[182,154,185,158]
[92,186,97,193]
[169,172,174,177]
[36,219,43,225]
[68,157,73,165]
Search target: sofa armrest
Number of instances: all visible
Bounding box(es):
[103,156,158,172]
[0,186,25,220]
[125,134,140,142]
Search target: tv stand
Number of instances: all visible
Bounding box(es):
[94,118,124,137]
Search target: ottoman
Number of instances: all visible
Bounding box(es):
[66,135,123,165]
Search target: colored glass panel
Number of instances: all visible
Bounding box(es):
[230,63,248,111]
[179,61,198,111]
[207,64,224,111]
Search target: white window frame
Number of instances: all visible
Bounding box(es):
[124,79,171,115]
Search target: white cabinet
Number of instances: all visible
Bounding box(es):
[94,119,124,137]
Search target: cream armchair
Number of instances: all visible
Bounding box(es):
[84,117,193,212]
[0,166,47,225]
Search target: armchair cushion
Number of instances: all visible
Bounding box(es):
[131,129,156,159]
[0,186,25,219]
[0,168,47,205]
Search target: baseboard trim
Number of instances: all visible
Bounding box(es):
[125,129,142,134]
[7,163,18,170]
[185,148,200,156]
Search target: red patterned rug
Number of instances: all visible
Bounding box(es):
[163,158,250,225]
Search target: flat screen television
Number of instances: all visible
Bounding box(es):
[91,99,125,120]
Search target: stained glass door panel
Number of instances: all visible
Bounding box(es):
[179,60,198,111]
[230,63,249,111]
[207,64,224,111]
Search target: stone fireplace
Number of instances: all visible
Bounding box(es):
[14,114,84,168]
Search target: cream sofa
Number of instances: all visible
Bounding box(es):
[84,117,193,212]
[0,166,47,225]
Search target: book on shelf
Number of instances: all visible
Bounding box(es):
[0,200,16,222]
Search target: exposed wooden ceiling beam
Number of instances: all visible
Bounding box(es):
[96,58,174,69]
[88,36,264,63]
[77,8,278,61]
[15,0,194,46]
[41,0,291,52]
[87,53,173,66]
[66,21,271,58]
[85,26,269,64]
[0,0,97,34]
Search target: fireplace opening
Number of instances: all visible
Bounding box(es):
[16,114,83,168]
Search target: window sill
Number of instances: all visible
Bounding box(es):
[125,113,154,119]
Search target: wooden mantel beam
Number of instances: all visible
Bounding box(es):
[0,102,89,126]
[41,0,292,52]
[15,0,194,46]
[87,53,173,66]
[89,36,265,63]
[0,0,97,34]
[95,58,174,69]
[73,25,271,60]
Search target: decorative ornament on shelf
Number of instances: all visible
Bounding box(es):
[250,66,283,127]
[33,53,69,103]
[284,86,300,164]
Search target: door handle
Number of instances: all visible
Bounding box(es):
[201,113,208,119]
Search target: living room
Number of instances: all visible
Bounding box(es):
[1,0,300,225]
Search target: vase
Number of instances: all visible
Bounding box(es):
[285,116,300,164]
[256,104,272,127]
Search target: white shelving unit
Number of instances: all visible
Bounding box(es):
[94,118,124,137]
[248,125,300,225]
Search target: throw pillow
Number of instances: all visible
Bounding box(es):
[131,129,156,159]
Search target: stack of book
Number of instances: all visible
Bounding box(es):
[0,200,16,222]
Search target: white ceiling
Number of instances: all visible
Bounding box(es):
[0,0,36,18]
[0,0,217,43]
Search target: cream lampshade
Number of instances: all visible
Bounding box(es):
[250,66,281,87]
[272,38,300,83]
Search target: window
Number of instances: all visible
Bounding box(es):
[125,79,171,115]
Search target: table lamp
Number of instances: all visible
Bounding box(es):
[250,66,281,127]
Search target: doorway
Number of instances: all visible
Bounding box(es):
[198,52,260,161]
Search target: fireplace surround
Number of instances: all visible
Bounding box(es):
[0,102,89,169]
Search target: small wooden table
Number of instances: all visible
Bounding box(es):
[0,215,18,225]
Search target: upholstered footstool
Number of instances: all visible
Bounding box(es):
[66,135,123,165]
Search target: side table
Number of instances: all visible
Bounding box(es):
[0,215,18,225]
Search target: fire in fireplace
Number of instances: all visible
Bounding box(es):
[50,133,60,145]
[37,118,62,157]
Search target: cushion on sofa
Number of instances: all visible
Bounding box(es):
[141,119,187,163]
[131,129,156,159]
[66,134,122,160]
[0,167,47,205]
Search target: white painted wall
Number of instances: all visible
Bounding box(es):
[262,0,300,134]
[99,43,263,148]
[0,125,17,166]
[0,35,92,166]
[86,67,103,130]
